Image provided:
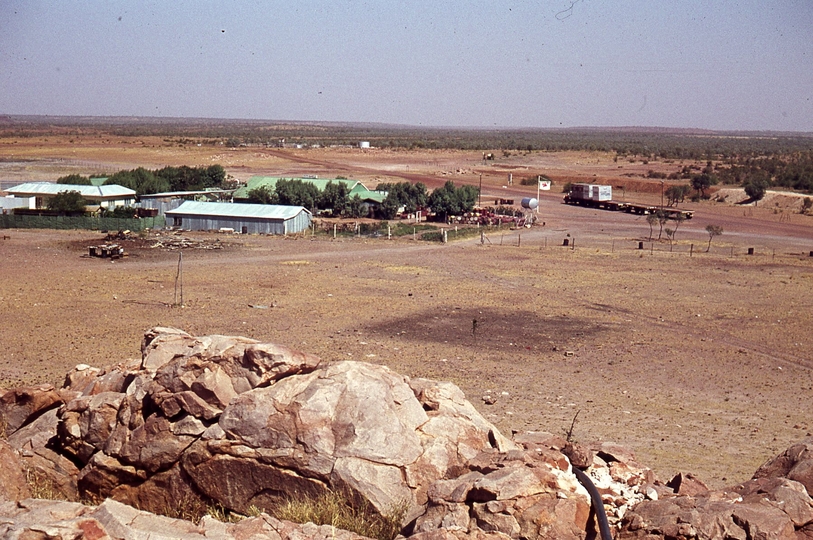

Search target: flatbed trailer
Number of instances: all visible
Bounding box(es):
[624,204,694,219]
[563,184,693,219]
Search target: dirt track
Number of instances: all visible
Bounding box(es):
[2,139,813,489]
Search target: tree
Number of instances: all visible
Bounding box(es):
[47,191,87,214]
[664,185,690,207]
[665,228,675,251]
[375,181,427,214]
[246,186,277,204]
[379,194,400,220]
[275,179,320,209]
[705,224,723,252]
[106,167,167,196]
[428,181,478,221]
[743,178,769,202]
[319,181,351,216]
[101,206,137,218]
[690,173,717,198]
[646,213,658,241]
[672,212,686,236]
[346,195,366,218]
[428,181,459,221]
[656,210,669,240]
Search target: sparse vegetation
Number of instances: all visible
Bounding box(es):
[656,210,668,240]
[646,213,658,241]
[274,490,407,540]
[705,224,724,252]
[25,468,66,501]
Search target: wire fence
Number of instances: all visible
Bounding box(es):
[480,231,813,262]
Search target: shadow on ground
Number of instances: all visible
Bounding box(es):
[364,306,614,351]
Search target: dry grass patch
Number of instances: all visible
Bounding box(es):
[274,490,408,540]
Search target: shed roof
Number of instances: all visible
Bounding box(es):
[139,189,233,199]
[5,182,136,199]
[166,201,311,220]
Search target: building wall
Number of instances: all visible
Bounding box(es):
[169,211,311,235]
[140,198,184,216]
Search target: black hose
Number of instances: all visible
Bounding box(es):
[572,467,614,540]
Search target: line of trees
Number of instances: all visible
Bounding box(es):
[57,165,228,196]
[245,179,367,218]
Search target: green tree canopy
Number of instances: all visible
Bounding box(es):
[376,181,428,214]
[744,178,769,201]
[246,186,278,204]
[690,173,717,198]
[347,194,367,218]
[319,181,351,216]
[275,179,320,209]
[47,191,87,214]
[428,181,479,221]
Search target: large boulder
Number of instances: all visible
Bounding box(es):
[753,437,813,496]
[0,439,30,501]
[1,328,554,535]
[0,383,62,433]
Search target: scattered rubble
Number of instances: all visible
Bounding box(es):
[149,231,225,250]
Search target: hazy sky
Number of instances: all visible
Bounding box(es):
[1,1,812,131]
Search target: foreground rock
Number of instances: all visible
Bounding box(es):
[0,328,608,538]
[616,438,813,539]
[0,497,373,540]
[1,328,811,539]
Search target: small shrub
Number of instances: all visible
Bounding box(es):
[25,468,65,501]
[207,503,244,523]
[160,491,208,523]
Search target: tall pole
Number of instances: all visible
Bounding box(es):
[537,175,540,214]
[478,175,482,207]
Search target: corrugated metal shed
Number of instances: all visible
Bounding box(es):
[166,201,312,235]
[6,182,136,200]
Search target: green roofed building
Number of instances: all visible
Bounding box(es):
[233,176,387,205]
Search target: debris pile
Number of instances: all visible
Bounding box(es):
[148,232,224,250]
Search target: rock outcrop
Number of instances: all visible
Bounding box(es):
[1,328,811,540]
[0,328,606,538]
[0,497,374,540]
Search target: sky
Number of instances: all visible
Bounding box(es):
[1,1,812,132]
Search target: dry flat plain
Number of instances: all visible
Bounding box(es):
[2,134,813,491]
